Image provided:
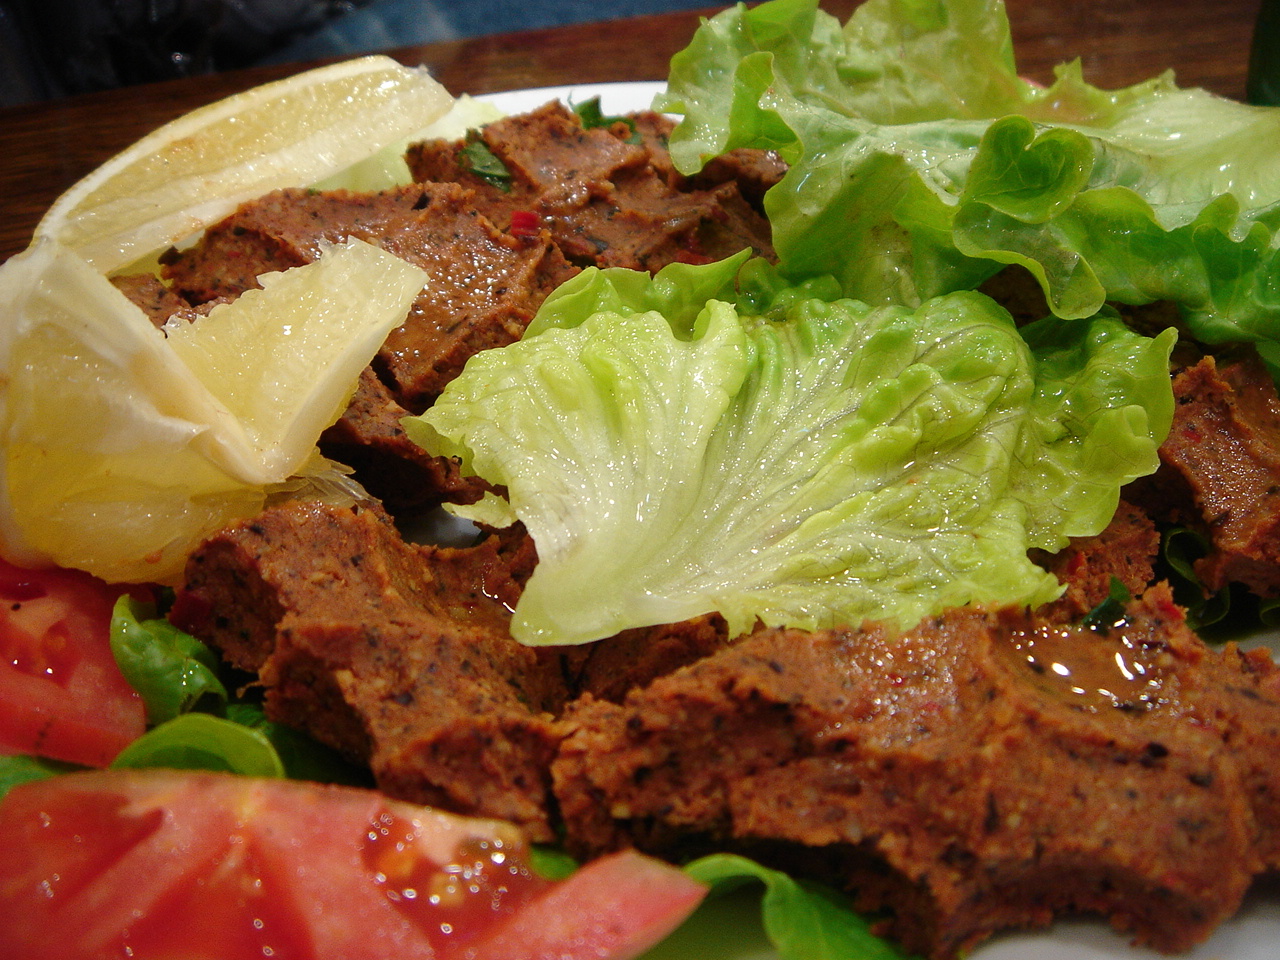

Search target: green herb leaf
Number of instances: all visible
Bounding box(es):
[573,96,641,143]
[110,712,286,778]
[1080,576,1133,632]
[683,853,913,960]
[109,594,227,726]
[461,131,512,191]
[1161,527,1232,631]
[529,845,580,880]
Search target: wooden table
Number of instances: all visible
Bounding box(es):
[0,0,1262,262]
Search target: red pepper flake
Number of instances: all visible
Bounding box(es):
[509,210,541,238]
[1153,591,1185,622]
[673,230,715,265]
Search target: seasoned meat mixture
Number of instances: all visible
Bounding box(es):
[552,586,1280,959]
[172,490,1280,959]
[405,101,775,271]
[169,498,565,838]
[1030,497,1160,614]
[1145,350,1280,597]
[159,181,578,411]
[151,100,1280,959]
[172,500,731,841]
[118,102,777,512]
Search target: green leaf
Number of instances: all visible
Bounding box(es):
[461,131,512,191]
[573,96,640,143]
[658,0,1280,356]
[1080,576,1133,632]
[110,712,286,778]
[223,702,371,785]
[408,258,1173,646]
[0,754,82,801]
[109,594,227,726]
[1160,526,1240,633]
[529,845,580,880]
[683,854,913,960]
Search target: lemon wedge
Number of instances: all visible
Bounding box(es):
[164,240,425,481]
[0,238,427,584]
[36,55,453,273]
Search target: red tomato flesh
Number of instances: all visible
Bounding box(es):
[0,557,145,766]
[463,847,712,960]
[0,769,707,960]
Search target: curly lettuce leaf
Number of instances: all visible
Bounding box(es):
[407,258,1173,646]
[657,0,1280,356]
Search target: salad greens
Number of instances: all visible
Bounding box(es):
[680,854,912,960]
[110,712,286,778]
[409,254,1173,645]
[105,597,366,784]
[0,755,80,800]
[110,595,227,726]
[656,0,1280,366]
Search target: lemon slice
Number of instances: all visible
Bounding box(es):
[35,55,453,274]
[0,238,427,584]
[165,238,429,479]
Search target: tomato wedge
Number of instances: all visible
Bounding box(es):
[0,769,706,960]
[462,845,714,960]
[0,556,145,766]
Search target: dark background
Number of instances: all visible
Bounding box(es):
[0,0,710,106]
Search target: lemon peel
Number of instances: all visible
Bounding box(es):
[35,55,454,274]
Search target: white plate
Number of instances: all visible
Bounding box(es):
[476,80,668,115]
[473,81,1280,960]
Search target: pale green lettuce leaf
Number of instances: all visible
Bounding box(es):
[657,0,1280,357]
[406,259,1173,646]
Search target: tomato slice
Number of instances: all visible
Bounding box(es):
[0,557,146,766]
[462,849,711,960]
[0,769,707,960]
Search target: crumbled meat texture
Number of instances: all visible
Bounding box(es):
[377,189,577,408]
[627,110,679,183]
[110,273,191,327]
[170,498,566,839]
[170,476,1280,958]
[159,182,578,412]
[317,367,489,511]
[141,181,578,510]
[171,498,735,840]
[404,101,775,271]
[677,146,789,213]
[563,614,731,704]
[551,583,1280,959]
[1135,350,1280,596]
[1030,498,1160,614]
